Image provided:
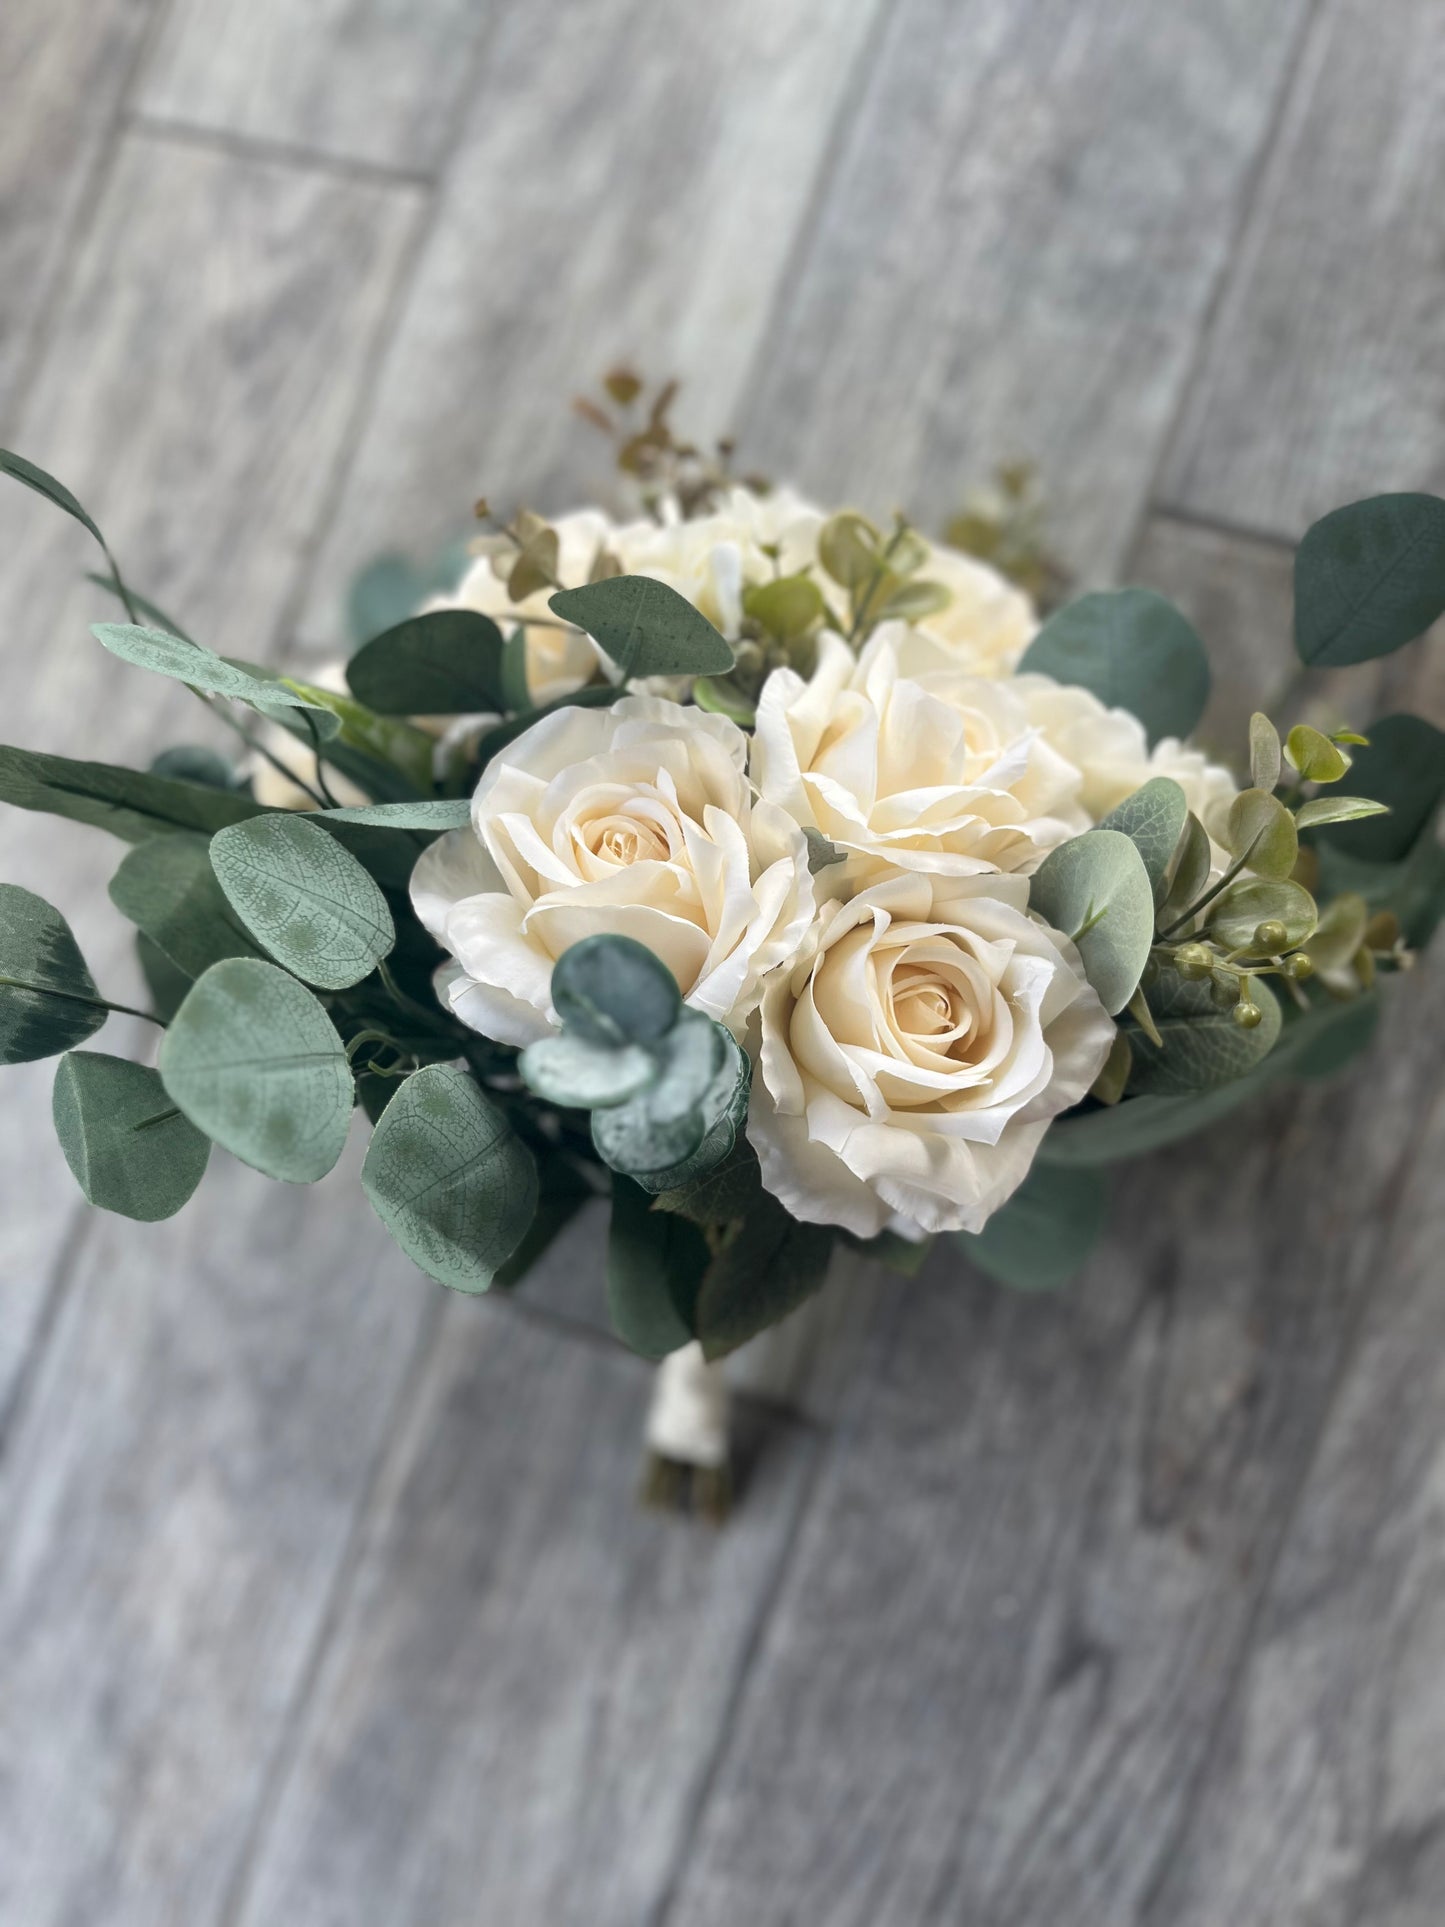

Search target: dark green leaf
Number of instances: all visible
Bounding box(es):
[606,1176,709,1358]
[551,933,681,1046]
[500,627,532,713]
[109,833,261,979]
[1098,777,1188,894]
[1316,825,1445,950]
[1018,588,1210,745]
[492,1158,597,1291]
[346,609,508,715]
[0,883,106,1065]
[1,446,106,545]
[0,743,267,843]
[1313,714,1445,862]
[149,746,239,790]
[694,1193,833,1360]
[135,931,192,1023]
[549,575,734,678]
[652,1135,765,1224]
[210,813,395,990]
[159,958,353,1182]
[955,1163,1108,1291]
[360,1064,537,1292]
[52,1052,209,1221]
[1294,493,1445,666]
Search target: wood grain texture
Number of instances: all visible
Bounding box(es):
[231,1296,817,1927]
[0,0,156,424]
[0,1140,436,1926]
[0,136,417,1413]
[1145,962,1445,1920]
[1163,0,1445,536]
[139,0,495,174]
[666,954,1445,1927]
[296,0,887,653]
[730,0,1312,581]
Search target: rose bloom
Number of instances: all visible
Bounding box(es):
[751,625,1089,882]
[611,485,826,640]
[750,871,1115,1238]
[429,507,614,705]
[411,696,815,1045]
[892,539,1038,677]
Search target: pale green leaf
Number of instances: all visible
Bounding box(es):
[1249,712,1282,793]
[210,813,395,990]
[1207,876,1317,951]
[1098,777,1188,893]
[1294,795,1390,831]
[92,623,329,710]
[52,1052,209,1221]
[315,799,472,830]
[1284,723,1349,784]
[1028,828,1156,1015]
[519,1033,657,1107]
[1224,787,1299,878]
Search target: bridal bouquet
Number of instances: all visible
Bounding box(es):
[2,377,1442,1498]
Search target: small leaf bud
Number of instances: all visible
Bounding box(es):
[1254,919,1289,952]
[1232,999,1263,1030]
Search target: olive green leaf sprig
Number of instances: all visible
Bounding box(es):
[574,368,765,518]
[944,460,1070,609]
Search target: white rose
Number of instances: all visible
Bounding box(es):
[430,508,614,705]
[898,539,1039,677]
[410,695,816,1045]
[612,485,826,640]
[751,626,1088,882]
[751,870,1115,1238]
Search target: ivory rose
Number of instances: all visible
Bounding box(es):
[611,485,826,639]
[893,539,1038,677]
[431,508,614,704]
[750,626,1089,882]
[410,695,815,1046]
[750,871,1115,1238]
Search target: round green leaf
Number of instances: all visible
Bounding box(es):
[149,746,240,790]
[361,1064,538,1293]
[1028,828,1156,1015]
[955,1163,1108,1291]
[1207,877,1317,951]
[1224,787,1299,878]
[1018,589,1210,745]
[1313,714,1445,862]
[346,609,507,715]
[1294,493,1445,666]
[548,575,734,678]
[0,883,106,1065]
[1126,970,1282,1094]
[1284,723,1349,784]
[159,958,353,1182]
[210,814,394,990]
[519,1033,658,1108]
[92,623,330,710]
[551,934,681,1045]
[110,833,262,979]
[52,1051,210,1221]
[1098,777,1188,893]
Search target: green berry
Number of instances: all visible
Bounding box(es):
[1232,999,1263,1030]
[1253,919,1289,953]
[1286,952,1314,981]
[1174,942,1213,981]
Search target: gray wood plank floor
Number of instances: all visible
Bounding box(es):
[1,3,1443,1922]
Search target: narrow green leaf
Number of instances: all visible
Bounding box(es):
[0,883,107,1065]
[1028,828,1156,1015]
[1294,795,1390,831]
[346,609,508,715]
[159,958,353,1182]
[1312,714,1445,862]
[1158,811,1211,928]
[1018,588,1210,745]
[1294,493,1445,666]
[0,743,267,843]
[86,570,193,640]
[149,746,240,791]
[210,814,395,990]
[1249,712,1282,793]
[955,1164,1108,1291]
[109,832,262,979]
[549,575,734,678]
[1,446,106,545]
[92,624,330,710]
[314,799,473,829]
[1098,777,1188,893]
[361,1064,537,1292]
[52,1052,209,1221]
[606,1176,709,1358]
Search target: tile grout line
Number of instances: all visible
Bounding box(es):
[1119,0,1330,576]
[0,1209,97,1462]
[124,111,440,196]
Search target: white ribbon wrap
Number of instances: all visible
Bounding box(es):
[645,1341,730,1469]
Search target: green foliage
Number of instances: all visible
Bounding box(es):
[742,573,826,642]
[0,744,266,844]
[693,1193,833,1361]
[1018,588,1210,745]
[691,675,757,727]
[818,512,883,591]
[1294,795,1390,832]
[1284,723,1349,784]
[0,883,106,1065]
[315,800,473,829]
[549,932,681,1045]
[277,679,437,797]
[1098,777,1188,894]
[210,814,395,991]
[589,1015,731,1174]
[136,931,192,1023]
[346,547,469,648]
[150,746,240,791]
[955,1164,1108,1291]
[1206,876,1317,952]
[1249,712,1282,793]
[1316,827,1445,950]
[92,623,331,712]
[1157,811,1211,927]
[1223,787,1298,878]
[1,446,107,547]
[1126,969,1282,1095]
[606,1175,710,1357]
[492,1157,596,1290]
[346,610,509,715]
[52,1052,209,1221]
[1294,493,1445,666]
[1028,828,1156,1015]
[520,1033,658,1107]
[1313,714,1445,863]
[110,832,262,979]
[159,958,353,1182]
[549,575,734,678]
[361,1064,537,1293]
[652,1136,764,1225]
